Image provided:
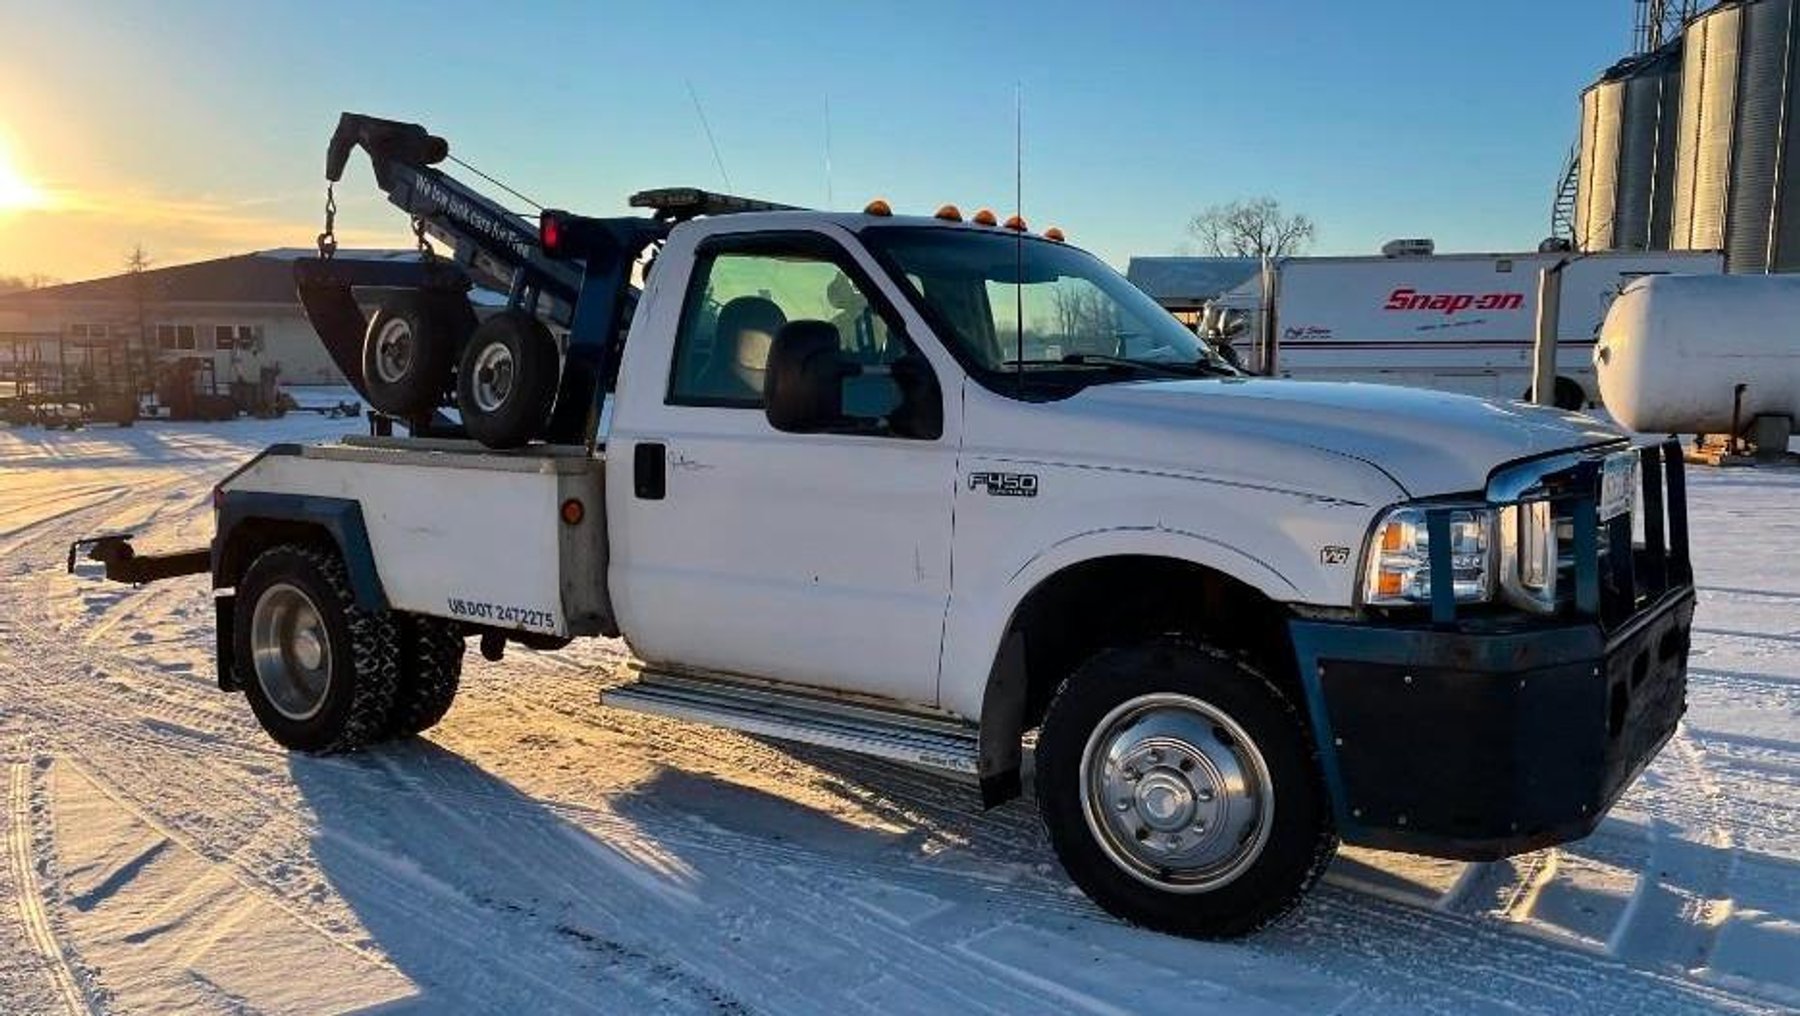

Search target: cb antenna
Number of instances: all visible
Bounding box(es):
[1014,81,1025,395]
[685,79,733,191]
[824,92,834,209]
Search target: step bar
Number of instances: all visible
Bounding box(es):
[602,668,979,775]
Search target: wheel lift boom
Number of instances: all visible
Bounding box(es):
[294,112,664,444]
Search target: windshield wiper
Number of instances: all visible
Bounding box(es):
[1063,353,1241,377]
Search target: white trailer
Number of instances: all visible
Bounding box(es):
[1210,250,1724,408]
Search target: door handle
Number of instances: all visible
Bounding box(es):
[633,442,666,500]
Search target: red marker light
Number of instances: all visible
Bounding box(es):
[560,498,585,526]
[540,212,563,253]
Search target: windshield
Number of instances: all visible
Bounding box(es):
[862,226,1236,389]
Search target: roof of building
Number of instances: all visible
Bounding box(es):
[0,249,422,306]
[1125,257,1263,307]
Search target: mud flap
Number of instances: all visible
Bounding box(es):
[215,593,238,691]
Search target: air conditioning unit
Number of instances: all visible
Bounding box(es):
[1381,238,1435,257]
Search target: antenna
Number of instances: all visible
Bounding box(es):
[1014,81,1024,395]
[685,79,733,191]
[824,92,834,209]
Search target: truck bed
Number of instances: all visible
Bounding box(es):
[219,436,612,638]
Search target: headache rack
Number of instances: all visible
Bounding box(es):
[1419,438,1691,630]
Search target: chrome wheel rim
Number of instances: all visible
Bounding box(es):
[470,342,515,414]
[250,582,333,721]
[373,318,415,384]
[1080,692,1274,892]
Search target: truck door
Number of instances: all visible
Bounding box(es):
[608,230,958,706]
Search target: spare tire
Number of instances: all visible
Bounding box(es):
[362,293,462,418]
[456,310,560,448]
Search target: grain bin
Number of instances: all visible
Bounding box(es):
[1667,0,1800,272]
[1576,43,1684,251]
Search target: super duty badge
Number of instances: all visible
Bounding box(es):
[969,472,1039,498]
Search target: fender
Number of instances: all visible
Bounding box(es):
[961,526,1308,807]
[213,491,387,611]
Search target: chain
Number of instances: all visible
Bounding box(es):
[316,185,338,260]
[412,216,433,260]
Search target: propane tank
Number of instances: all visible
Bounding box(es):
[1594,274,1800,435]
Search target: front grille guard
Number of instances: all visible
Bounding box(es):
[1423,439,1691,629]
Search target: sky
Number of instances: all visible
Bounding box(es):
[0,0,1639,284]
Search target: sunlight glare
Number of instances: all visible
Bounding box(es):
[0,136,48,212]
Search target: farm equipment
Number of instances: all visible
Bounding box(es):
[0,331,144,428]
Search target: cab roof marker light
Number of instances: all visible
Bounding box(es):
[863,198,893,217]
[971,208,998,226]
[1003,214,1027,232]
[934,204,963,222]
[1043,226,1066,242]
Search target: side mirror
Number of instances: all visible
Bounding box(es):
[764,320,853,433]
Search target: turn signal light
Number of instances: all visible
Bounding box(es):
[934,204,963,221]
[863,198,892,217]
[971,208,998,226]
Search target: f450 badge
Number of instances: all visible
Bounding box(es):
[969,472,1039,498]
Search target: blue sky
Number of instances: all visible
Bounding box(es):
[0,0,1636,280]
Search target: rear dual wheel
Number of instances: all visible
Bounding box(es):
[235,544,466,753]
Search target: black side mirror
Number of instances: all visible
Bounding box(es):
[764,320,854,433]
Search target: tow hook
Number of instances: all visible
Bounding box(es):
[479,631,507,662]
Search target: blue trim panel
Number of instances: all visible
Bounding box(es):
[213,491,387,611]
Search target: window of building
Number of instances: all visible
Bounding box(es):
[214,324,259,351]
[157,324,196,351]
[67,324,109,342]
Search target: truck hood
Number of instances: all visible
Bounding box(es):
[1073,379,1625,498]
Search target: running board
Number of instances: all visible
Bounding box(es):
[603,669,979,775]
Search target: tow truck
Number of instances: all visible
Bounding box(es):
[72,113,1696,938]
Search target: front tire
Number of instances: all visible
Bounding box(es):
[1037,640,1335,938]
[234,544,400,753]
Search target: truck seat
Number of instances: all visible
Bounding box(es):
[704,296,787,401]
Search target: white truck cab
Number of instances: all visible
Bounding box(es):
[76,115,1698,939]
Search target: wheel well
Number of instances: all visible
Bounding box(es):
[217,518,339,591]
[988,556,1302,775]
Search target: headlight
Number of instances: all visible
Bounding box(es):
[1362,505,1494,606]
[1498,500,1558,613]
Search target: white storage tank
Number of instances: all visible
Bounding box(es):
[1595,273,1800,433]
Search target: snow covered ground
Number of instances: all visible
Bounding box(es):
[0,413,1795,1015]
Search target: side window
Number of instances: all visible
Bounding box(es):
[669,249,910,408]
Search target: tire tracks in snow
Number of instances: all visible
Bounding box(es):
[7,762,90,1016]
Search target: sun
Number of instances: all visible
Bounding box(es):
[0,137,48,213]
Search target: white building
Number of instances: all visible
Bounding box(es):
[0,248,420,387]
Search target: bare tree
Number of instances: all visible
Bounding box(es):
[0,272,55,295]
[1186,197,1316,258]
[124,244,155,393]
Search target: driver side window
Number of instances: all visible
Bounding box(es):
[668,249,910,409]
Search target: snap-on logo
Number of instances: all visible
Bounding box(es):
[1383,287,1525,315]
